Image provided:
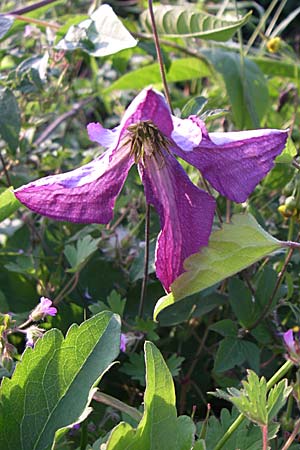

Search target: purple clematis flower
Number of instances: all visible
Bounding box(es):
[15,88,288,292]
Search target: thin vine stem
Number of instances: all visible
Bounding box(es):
[138,204,150,318]
[148,0,173,111]
[4,0,58,16]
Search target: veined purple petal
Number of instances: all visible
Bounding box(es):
[139,152,215,292]
[15,145,134,223]
[120,87,174,137]
[283,329,295,352]
[171,115,203,151]
[87,122,120,147]
[173,119,288,203]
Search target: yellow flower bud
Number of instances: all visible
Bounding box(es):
[267,37,282,53]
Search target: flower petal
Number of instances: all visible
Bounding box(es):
[15,145,134,223]
[139,152,215,292]
[87,122,120,147]
[120,87,174,137]
[173,119,288,203]
[283,329,295,352]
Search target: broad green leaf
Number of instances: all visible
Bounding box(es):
[204,50,268,128]
[0,88,21,152]
[276,137,297,163]
[64,235,101,273]
[104,57,211,93]
[107,342,195,450]
[141,6,251,41]
[0,188,21,222]
[0,311,121,450]
[154,214,282,320]
[0,16,14,39]
[56,4,137,57]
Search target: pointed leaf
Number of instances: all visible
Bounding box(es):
[107,342,195,450]
[0,16,15,39]
[0,311,121,450]
[0,188,21,222]
[56,4,137,57]
[64,235,101,273]
[267,379,292,421]
[141,6,251,41]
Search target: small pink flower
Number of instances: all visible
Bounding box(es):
[25,326,44,347]
[29,297,57,321]
[120,333,128,352]
[283,329,300,365]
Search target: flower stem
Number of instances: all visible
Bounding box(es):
[282,418,300,450]
[5,0,58,16]
[262,425,268,450]
[138,203,150,318]
[148,0,173,112]
[213,360,293,450]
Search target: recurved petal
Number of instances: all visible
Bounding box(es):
[174,121,288,203]
[15,145,134,223]
[139,152,215,292]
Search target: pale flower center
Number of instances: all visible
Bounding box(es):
[125,120,171,165]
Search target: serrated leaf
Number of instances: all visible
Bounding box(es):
[0,188,21,222]
[141,6,251,41]
[267,379,292,421]
[64,235,100,272]
[204,50,268,128]
[0,16,14,39]
[56,4,137,57]
[104,57,211,93]
[154,214,282,320]
[0,311,121,450]
[0,88,21,152]
[107,342,195,450]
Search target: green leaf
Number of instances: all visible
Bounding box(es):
[214,337,246,373]
[267,379,292,421]
[173,214,281,300]
[104,57,211,93]
[204,50,268,128]
[252,56,300,78]
[154,214,282,319]
[181,96,208,118]
[64,235,101,272]
[141,6,251,41]
[107,290,126,317]
[0,188,21,222]
[210,319,238,337]
[107,342,195,450]
[0,311,121,450]
[0,88,21,152]
[213,370,292,427]
[276,137,297,163]
[0,16,14,39]
[56,4,137,57]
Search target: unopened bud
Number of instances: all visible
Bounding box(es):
[267,37,282,53]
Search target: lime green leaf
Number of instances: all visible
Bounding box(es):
[173,214,282,300]
[252,56,300,78]
[64,235,101,272]
[276,137,297,163]
[104,57,211,93]
[107,342,195,450]
[56,4,137,57]
[154,214,282,320]
[0,311,121,450]
[141,6,251,41]
[267,379,292,422]
[204,50,268,128]
[0,188,21,222]
[0,88,21,152]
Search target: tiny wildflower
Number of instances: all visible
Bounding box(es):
[283,328,300,365]
[29,296,57,322]
[15,88,288,292]
[120,333,128,352]
[267,37,282,53]
[25,326,44,348]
